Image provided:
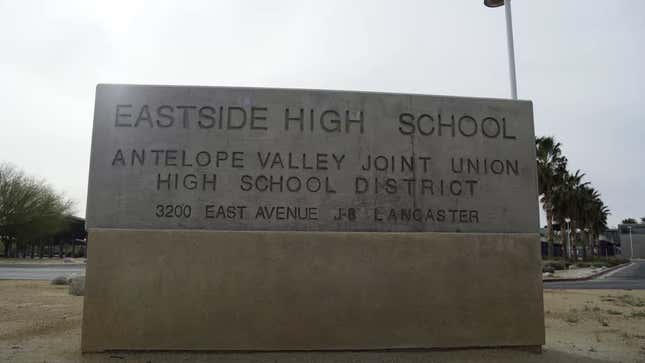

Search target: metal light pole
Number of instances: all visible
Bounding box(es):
[484,0,518,100]
[565,218,571,258]
[628,226,634,259]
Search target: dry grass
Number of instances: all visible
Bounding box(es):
[544,289,645,362]
[2,281,645,362]
[0,281,82,342]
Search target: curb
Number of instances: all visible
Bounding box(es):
[543,262,632,282]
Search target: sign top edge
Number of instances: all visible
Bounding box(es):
[95,83,533,105]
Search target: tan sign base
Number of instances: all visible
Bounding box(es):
[81,229,544,352]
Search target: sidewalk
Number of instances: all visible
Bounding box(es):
[543,263,631,282]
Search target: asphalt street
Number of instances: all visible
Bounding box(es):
[1,260,643,288]
[544,259,645,290]
[0,264,85,280]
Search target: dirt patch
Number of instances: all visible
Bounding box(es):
[544,289,645,362]
[0,280,83,362]
[0,280,82,340]
[2,281,644,362]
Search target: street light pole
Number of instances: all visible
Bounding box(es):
[628,226,634,260]
[565,218,571,258]
[484,0,518,100]
[504,1,518,99]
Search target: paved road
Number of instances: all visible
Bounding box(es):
[0,264,85,280]
[544,260,645,289]
[2,260,643,288]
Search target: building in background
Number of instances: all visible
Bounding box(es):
[540,225,564,258]
[618,224,645,259]
[598,228,620,257]
[540,224,621,258]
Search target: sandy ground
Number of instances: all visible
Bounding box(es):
[1,281,645,362]
[544,289,645,362]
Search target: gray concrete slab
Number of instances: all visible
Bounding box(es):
[87,84,538,233]
[82,229,545,352]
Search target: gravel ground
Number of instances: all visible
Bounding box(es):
[1,281,645,362]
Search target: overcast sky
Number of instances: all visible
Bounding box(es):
[1,0,643,227]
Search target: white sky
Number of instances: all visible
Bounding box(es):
[0,0,643,227]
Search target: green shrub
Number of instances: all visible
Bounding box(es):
[543,261,568,271]
[607,258,630,267]
[51,276,69,285]
[542,265,555,273]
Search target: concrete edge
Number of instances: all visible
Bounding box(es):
[87,228,539,237]
[542,262,632,282]
[82,345,543,354]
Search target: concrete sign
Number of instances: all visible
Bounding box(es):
[87,84,538,233]
[83,85,545,352]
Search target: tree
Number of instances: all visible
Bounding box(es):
[587,194,609,257]
[575,185,609,258]
[622,218,637,224]
[536,136,568,257]
[537,136,610,261]
[0,164,73,257]
[549,168,610,260]
[551,171,581,259]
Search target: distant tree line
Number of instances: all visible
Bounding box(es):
[536,137,610,260]
[621,217,645,224]
[0,163,81,258]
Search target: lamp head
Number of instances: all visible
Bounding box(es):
[484,0,505,7]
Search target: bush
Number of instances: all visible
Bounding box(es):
[631,311,645,318]
[542,265,556,273]
[607,258,630,267]
[51,276,70,285]
[69,275,85,296]
[578,257,629,268]
[543,261,570,271]
[564,309,579,324]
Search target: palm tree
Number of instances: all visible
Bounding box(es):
[551,170,610,260]
[590,201,610,256]
[577,185,600,258]
[536,136,567,257]
[551,170,585,259]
